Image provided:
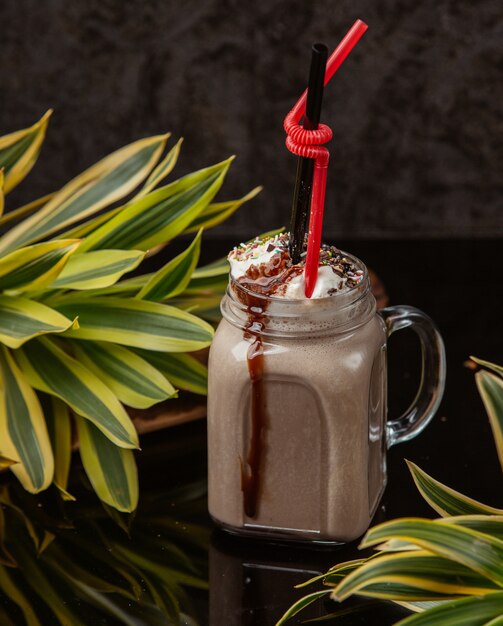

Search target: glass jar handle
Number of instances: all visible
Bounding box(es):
[379,305,446,448]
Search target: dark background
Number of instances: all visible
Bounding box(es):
[1,0,502,240]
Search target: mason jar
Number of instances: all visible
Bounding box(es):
[207,252,445,543]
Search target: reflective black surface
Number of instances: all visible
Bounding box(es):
[0,240,501,625]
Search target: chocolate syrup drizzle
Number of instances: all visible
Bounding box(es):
[235,243,361,518]
[238,251,293,518]
[241,299,267,518]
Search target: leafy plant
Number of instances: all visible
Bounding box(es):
[277,357,503,626]
[0,472,209,625]
[0,111,259,512]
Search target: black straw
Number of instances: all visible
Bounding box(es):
[289,43,328,264]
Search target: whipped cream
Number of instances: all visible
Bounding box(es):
[228,234,363,299]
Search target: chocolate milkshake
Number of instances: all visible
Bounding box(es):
[207,234,445,543]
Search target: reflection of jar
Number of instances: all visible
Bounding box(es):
[209,532,330,626]
[208,252,445,543]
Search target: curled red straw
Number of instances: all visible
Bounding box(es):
[284,20,368,298]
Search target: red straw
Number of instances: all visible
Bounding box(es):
[284,19,368,297]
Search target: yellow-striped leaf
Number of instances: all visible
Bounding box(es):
[10,541,88,626]
[42,395,74,500]
[476,370,503,473]
[0,296,77,349]
[57,139,185,241]
[0,170,4,217]
[137,229,202,301]
[0,348,53,493]
[134,349,207,395]
[348,584,463,603]
[0,110,51,194]
[395,592,503,626]
[182,259,229,296]
[332,550,500,602]
[50,249,144,290]
[0,455,18,469]
[360,518,503,586]
[78,274,148,298]
[72,341,176,409]
[58,204,123,239]
[0,192,55,228]
[295,559,369,589]
[0,134,168,254]
[52,296,214,352]
[110,544,208,589]
[77,416,138,513]
[16,338,138,449]
[57,139,181,241]
[470,357,503,378]
[169,293,222,323]
[407,461,503,517]
[274,590,333,626]
[184,186,262,234]
[0,565,41,626]
[78,157,233,252]
[441,515,503,542]
[132,137,183,201]
[0,240,79,291]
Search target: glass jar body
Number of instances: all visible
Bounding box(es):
[208,283,388,543]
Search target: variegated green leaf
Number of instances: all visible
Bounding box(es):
[360,518,503,586]
[137,229,202,301]
[10,541,88,626]
[77,274,149,298]
[50,249,144,290]
[395,592,503,626]
[59,139,182,241]
[72,341,176,409]
[441,516,503,541]
[0,519,15,571]
[44,544,139,600]
[0,296,77,349]
[274,590,333,626]
[60,138,186,242]
[132,137,183,200]
[0,110,51,194]
[0,565,42,626]
[183,257,229,295]
[79,157,233,252]
[0,348,53,493]
[332,550,500,602]
[470,357,503,378]
[169,293,222,323]
[341,581,459,602]
[184,186,262,233]
[52,296,214,352]
[295,559,369,589]
[476,370,503,473]
[0,170,4,216]
[393,600,447,613]
[16,338,138,449]
[110,543,208,589]
[406,461,503,517]
[77,416,138,513]
[59,204,124,239]
[0,134,168,254]
[134,349,207,395]
[0,192,54,228]
[0,455,18,469]
[0,240,79,291]
[42,395,74,500]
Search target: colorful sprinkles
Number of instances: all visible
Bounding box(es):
[229,234,364,295]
